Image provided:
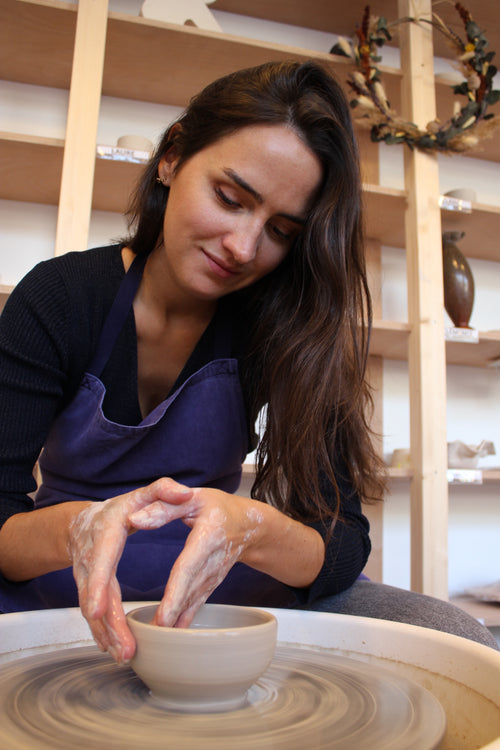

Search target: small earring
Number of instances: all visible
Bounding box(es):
[156,176,169,186]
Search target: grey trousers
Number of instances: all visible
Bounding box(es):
[302,579,499,650]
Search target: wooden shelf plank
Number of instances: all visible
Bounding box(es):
[243,463,414,482]
[245,464,500,485]
[388,467,412,481]
[103,11,386,107]
[92,157,143,213]
[0,132,143,211]
[446,330,500,368]
[365,184,500,260]
[370,321,500,368]
[0,132,64,204]
[441,201,500,262]
[213,0,369,35]
[363,184,407,247]
[452,595,500,628]
[370,320,410,360]
[0,0,76,89]
[483,470,500,484]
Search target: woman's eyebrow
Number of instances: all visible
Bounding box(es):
[222,168,306,225]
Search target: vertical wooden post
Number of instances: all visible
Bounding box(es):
[55,0,109,255]
[359,128,384,582]
[398,0,449,598]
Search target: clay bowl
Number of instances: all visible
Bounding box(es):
[126,603,277,713]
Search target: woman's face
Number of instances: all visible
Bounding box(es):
[156,123,322,303]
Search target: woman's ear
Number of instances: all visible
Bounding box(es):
[157,153,177,187]
[157,123,182,186]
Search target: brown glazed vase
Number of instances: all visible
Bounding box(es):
[442,231,475,328]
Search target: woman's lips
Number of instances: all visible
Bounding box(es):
[203,250,240,279]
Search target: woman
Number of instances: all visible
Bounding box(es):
[0,61,496,659]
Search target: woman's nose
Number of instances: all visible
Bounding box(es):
[222,221,261,264]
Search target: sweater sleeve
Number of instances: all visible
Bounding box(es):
[293,472,372,603]
[0,246,130,530]
[0,261,78,528]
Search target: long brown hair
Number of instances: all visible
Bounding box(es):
[125,60,386,526]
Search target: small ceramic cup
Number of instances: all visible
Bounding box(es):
[126,603,277,712]
[116,135,153,152]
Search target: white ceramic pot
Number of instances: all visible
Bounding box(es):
[126,603,277,712]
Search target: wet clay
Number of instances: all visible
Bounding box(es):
[0,644,446,750]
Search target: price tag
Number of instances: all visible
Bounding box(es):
[445,327,479,343]
[439,195,473,214]
[446,469,483,484]
[96,145,150,164]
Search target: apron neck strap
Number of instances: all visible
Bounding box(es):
[87,252,147,377]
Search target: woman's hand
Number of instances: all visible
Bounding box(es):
[67,478,193,663]
[128,488,266,628]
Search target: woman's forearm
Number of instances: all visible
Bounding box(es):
[239,501,325,589]
[0,502,91,581]
[0,490,325,592]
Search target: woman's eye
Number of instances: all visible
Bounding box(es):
[215,187,240,208]
[269,224,294,242]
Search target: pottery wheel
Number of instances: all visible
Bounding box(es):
[0,644,446,750]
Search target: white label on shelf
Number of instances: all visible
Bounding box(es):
[439,195,473,213]
[444,327,479,343]
[446,469,483,484]
[96,145,150,164]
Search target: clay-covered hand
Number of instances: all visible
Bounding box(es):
[67,478,193,663]
[129,488,264,628]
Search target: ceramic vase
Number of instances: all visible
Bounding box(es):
[442,231,475,328]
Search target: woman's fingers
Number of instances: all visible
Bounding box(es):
[128,498,196,530]
[151,491,264,628]
[85,579,135,663]
[101,578,136,663]
[68,479,192,660]
[155,508,240,627]
[69,502,125,620]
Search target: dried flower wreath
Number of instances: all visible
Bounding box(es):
[331,2,500,152]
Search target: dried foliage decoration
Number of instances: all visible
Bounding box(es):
[331,3,500,153]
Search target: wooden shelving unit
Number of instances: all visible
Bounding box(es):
[1,0,499,619]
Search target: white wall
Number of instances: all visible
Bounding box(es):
[1,4,499,599]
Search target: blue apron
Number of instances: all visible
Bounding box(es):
[0,252,296,612]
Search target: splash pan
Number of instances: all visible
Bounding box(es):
[0,643,445,750]
[0,605,499,749]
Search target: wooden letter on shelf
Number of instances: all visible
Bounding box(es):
[140,0,222,31]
